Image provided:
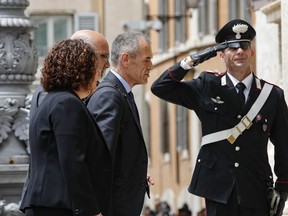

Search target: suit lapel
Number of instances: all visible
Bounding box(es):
[104,71,125,92]
[104,71,144,134]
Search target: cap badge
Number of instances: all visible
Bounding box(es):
[232,24,248,39]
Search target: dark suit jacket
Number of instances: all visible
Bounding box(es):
[29,85,47,120]
[20,89,112,216]
[151,62,288,210]
[87,71,148,216]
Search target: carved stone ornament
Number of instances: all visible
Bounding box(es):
[0,0,38,84]
[0,0,36,155]
[0,96,30,148]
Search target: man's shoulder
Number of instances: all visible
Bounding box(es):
[199,70,225,81]
[96,80,127,97]
[203,70,225,76]
[254,76,284,97]
[259,78,281,89]
[87,80,127,107]
[97,81,120,91]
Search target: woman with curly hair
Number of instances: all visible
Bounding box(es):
[20,39,112,216]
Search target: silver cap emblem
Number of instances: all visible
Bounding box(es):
[232,24,248,39]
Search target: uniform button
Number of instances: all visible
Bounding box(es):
[214,107,218,111]
[234,162,239,167]
[198,159,201,162]
[235,146,240,151]
[237,115,242,119]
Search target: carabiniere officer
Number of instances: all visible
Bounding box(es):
[151,19,288,216]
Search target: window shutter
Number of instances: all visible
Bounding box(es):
[74,13,99,31]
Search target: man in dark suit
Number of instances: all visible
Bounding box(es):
[151,19,288,216]
[87,32,154,216]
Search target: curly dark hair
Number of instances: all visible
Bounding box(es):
[41,39,97,92]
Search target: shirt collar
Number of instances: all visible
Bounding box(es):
[227,72,253,91]
[110,69,131,93]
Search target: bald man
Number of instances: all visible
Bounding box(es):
[70,30,110,91]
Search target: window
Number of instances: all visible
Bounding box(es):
[176,105,189,152]
[198,0,218,38]
[160,101,170,154]
[229,0,251,21]
[174,0,186,45]
[74,13,99,32]
[158,0,169,52]
[31,13,98,58]
[31,15,72,57]
[144,100,151,157]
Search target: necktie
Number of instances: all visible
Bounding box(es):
[128,91,140,121]
[236,82,246,108]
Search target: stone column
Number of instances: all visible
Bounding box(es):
[281,1,288,214]
[0,0,37,204]
[282,0,288,99]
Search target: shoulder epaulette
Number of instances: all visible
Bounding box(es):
[261,79,280,89]
[205,70,225,77]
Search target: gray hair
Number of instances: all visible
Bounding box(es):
[110,32,151,67]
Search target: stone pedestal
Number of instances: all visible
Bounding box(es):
[0,0,37,205]
[0,165,28,204]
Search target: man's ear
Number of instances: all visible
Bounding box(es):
[219,52,225,62]
[121,53,129,67]
[251,49,255,57]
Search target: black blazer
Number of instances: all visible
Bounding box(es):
[87,71,148,216]
[20,89,112,216]
[151,62,288,210]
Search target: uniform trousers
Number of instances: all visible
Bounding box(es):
[24,207,73,216]
[205,186,269,216]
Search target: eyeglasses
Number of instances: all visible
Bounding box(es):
[226,41,251,50]
[99,54,109,61]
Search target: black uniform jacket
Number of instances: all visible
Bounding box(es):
[20,89,112,216]
[151,62,288,210]
[87,71,148,216]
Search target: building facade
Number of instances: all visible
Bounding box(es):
[2,0,287,215]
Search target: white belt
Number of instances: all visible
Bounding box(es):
[201,83,273,146]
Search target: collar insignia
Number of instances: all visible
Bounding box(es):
[232,24,248,39]
[255,77,262,90]
[211,96,224,104]
[221,76,227,86]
